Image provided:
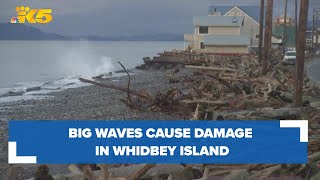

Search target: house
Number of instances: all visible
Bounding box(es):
[208,6,264,47]
[272,24,296,48]
[203,35,250,54]
[184,16,250,54]
[271,35,283,49]
[273,15,295,26]
[306,31,313,47]
[313,28,320,48]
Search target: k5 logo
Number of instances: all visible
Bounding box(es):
[16,6,52,24]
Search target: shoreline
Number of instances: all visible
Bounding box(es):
[0,68,190,179]
[2,55,320,179]
[0,69,138,104]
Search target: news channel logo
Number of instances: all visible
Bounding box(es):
[10,6,52,24]
[10,17,19,23]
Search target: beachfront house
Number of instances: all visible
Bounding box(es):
[273,15,295,26]
[272,24,296,48]
[184,16,250,54]
[313,28,320,47]
[208,6,264,47]
[271,35,283,49]
[306,31,313,47]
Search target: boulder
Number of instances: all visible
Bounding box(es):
[0,91,24,97]
[26,86,41,92]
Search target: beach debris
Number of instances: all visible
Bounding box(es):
[4,165,18,180]
[77,49,320,180]
[98,164,109,180]
[83,165,97,180]
[127,164,156,180]
[117,61,134,108]
[34,165,54,180]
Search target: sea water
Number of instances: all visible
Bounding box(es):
[0,41,182,102]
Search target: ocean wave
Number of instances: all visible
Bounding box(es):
[0,56,127,103]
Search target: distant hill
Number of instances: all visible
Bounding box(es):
[77,33,183,41]
[0,23,67,40]
[0,23,183,41]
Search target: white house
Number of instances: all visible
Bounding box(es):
[184,16,250,54]
[208,6,264,47]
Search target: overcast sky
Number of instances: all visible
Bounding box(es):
[0,0,320,36]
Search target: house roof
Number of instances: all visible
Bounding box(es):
[276,14,293,18]
[208,6,265,24]
[272,24,296,47]
[193,16,244,27]
[203,35,250,46]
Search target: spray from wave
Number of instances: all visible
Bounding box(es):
[57,49,115,79]
[0,48,116,103]
[95,56,115,78]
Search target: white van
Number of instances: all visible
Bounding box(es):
[282,51,296,65]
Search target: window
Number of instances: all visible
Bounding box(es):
[199,26,208,34]
[200,42,205,49]
[256,34,260,39]
[285,52,296,56]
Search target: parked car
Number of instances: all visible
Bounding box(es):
[282,51,296,65]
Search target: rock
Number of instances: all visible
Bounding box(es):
[0,91,24,97]
[143,57,151,63]
[223,169,249,180]
[159,66,166,71]
[65,83,76,86]
[152,63,161,70]
[176,64,185,69]
[167,166,201,180]
[311,173,320,180]
[169,78,180,84]
[26,86,41,92]
[135,64,147,70]
[165,64,173,70]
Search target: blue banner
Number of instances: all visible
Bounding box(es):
[8,120,308,164]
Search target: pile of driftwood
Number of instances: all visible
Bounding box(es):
[76,51,320,179]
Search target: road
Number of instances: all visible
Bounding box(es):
[307,58,320,84]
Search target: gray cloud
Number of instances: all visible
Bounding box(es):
[0,0,319,36]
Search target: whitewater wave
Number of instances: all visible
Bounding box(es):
[0,55,129,103]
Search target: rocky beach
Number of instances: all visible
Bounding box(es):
[0,68,189,179]
[1,52,320,179]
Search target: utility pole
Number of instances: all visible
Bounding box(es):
[259,0,265,62]
[294,0,309,107]
[295,0,298,48]
[315,9,320,48]
[283,0,288,55]
[262,0,273,75]
[312,8,320,49]
[312,11,315,48]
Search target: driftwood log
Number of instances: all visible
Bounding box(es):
[127,164,156,180]
[224,108,302,119]
[98,164,109,180]
[79,78,154,102]
[83,165,96,180]
[185,65,237,72]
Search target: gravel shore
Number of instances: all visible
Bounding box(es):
[0,69,190,179]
